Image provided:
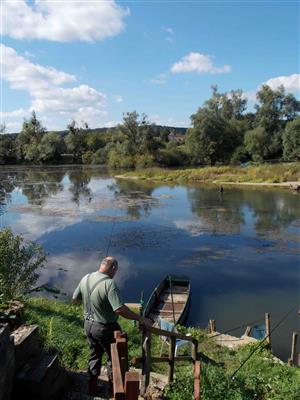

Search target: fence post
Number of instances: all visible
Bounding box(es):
[288,332,298,366]
[168,336,176,383]
[244,326,252,336]
[265,313,271,349]
[192,340,198,365]
[111,342,125,400]
[209,319,216,334]
[194,360,201,400]
[140,328,151,395]
[125,371,139,400]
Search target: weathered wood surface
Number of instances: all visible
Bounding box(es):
[111,342,125,400]
[194,361,201,400]
[124,371,139,400]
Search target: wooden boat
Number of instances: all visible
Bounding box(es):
[142,275,191,326]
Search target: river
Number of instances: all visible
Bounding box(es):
[0,165,299,360]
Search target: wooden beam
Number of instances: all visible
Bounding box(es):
[168,336,176,383]
[194,360,201,400]
[125,371,139,400]
[209,320,216,334]
[116,338,128,382]
[111,342,125,400]
[142,325,197,344]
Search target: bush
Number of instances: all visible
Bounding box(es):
[0,228,46,303]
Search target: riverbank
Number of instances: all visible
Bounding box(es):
[115,162,300,188]
[22,297,300,400]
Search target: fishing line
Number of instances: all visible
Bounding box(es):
[230,305,298,380]
[105,219,116,256]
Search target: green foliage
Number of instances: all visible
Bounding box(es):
[39,132,64,162]
[64,120,89,158]
[282,117,300,161]
[0,228,46,303]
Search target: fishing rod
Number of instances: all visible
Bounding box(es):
[231,305,298,380]
[105,219,116,256]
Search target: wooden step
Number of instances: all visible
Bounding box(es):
[16,352,66,399]
[11,324,40,371]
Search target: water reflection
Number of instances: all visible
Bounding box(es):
[0,165,299,359]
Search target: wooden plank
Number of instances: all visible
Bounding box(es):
[194,361,201,400]
[168,336,176,383]
[110,343,125,400]
[125,371,139,400]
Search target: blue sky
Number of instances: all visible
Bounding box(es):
[1,0,299,132]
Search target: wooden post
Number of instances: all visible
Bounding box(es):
[298,353,300,367]
[265,313,271,349]
[194,360,201,400]
[125,371,139,400]
[140,329,151,395]
[288,332,298,366]
[111,342,125,400]
[209,319,216,333]
[168,335,176,383]
[244,326,252,337]
[116,338,128,382]
[192,340,198,364]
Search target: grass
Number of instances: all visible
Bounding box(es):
[23,298,300,399]
[118,162,300,185]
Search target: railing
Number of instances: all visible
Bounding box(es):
[111,331,139,400]
[132,325,200,400]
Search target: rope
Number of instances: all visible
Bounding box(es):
[230,305,298,380]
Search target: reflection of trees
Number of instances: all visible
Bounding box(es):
[68,169,92,206]
[188,186,300,237]
[108,179,157,219]
[241,190,300,235]
[0,172,17,216]
[187,187,245,234]
[20,170,65,206]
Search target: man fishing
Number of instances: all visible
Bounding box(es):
[72,256,152,396]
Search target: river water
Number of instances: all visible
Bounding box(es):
[0,165,299,360]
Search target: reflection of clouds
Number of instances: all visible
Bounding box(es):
[173,219,207,236]
[38,251,135,297]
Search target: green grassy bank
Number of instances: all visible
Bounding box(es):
[24,298,300,400]
[117,162,300,186]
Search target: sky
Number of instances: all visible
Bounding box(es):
[1,0,299,132]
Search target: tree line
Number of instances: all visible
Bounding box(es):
[0,84,299,167]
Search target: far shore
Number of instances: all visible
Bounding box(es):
[114,162,300,190]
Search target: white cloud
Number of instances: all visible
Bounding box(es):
[3,0,129,42]
[163,27,174,34]
[264,74,300,93]
[171,52,231,74]
[105,121,119,128]
[1,45,108,131]
[244,73,300,103]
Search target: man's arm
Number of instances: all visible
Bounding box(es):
[72,283,82,305]
[115,305,152,327]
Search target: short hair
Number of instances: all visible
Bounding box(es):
[100,257,118,272]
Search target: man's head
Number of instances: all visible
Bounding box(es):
[99,256,118,278]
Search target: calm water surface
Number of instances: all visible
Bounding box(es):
[0,165,299,360]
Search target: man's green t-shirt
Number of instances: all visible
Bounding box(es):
[72,271,124,323]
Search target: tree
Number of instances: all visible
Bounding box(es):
[0,228,46,303]
[186,86,248,165]
[244,127,269,162]
[64,120,89,160]
[16,111,46,162]
[39,132,64,162]
[282,117,300,161]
